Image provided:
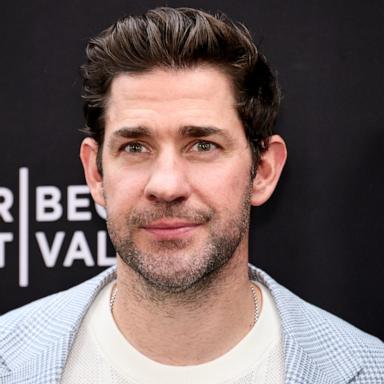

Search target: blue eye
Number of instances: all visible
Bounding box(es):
[192,141,217,152]
[124,143,148,153]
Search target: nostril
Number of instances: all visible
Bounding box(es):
[173,196,186,204]
[147,194,187,204]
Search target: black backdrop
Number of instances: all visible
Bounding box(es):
[0,0,383,341]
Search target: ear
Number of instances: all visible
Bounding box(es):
[251,135,287,206]
[80,138,105,207]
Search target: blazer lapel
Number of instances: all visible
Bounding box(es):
[251,266,363,384]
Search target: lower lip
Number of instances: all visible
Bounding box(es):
[143,225,200,240]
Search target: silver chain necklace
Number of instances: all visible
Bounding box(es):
[250,284,260,326]
[110,282,260,327]
[110,285,118,311]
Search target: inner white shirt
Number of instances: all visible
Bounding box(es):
[61,280,284,384]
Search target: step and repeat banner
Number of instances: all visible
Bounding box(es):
[1,170,114,287]
[1,0,383,340]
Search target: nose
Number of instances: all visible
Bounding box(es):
[144,152,191,203]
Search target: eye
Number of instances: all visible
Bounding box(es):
[191,141,218,152]
[123,142,149,153]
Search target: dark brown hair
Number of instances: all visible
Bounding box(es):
[80,7,281,173]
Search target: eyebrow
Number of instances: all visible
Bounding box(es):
[179,125,225,138]
[112,126,152,139]
[111,125,227,139]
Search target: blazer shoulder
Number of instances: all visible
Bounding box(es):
[0,267,116,372]
[0,266,116,332]
[280,285,384,383]
[310,302,384,378]
[251,266,384,383]
[0,289,65,334]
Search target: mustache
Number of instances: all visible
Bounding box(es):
[128,206,214,227]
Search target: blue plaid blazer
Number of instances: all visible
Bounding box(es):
[0,266,383,383]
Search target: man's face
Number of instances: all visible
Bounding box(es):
[100,66,254,292]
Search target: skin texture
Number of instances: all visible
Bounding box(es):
[81,65,287,365]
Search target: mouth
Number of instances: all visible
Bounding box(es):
[141,220,202,240]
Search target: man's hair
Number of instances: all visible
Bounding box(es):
[80,7,281,173]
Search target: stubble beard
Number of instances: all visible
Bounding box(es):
[106,185,252,297]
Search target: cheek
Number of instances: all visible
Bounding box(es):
[189,161,252,206]
[102,170,146,211]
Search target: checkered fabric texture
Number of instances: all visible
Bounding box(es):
[1,265,383,383]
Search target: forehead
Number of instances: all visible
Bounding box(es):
[104,66,242,135]
[108,65,236,104]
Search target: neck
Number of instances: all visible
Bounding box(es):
[112,245,261,366]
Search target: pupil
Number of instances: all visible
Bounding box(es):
[199,142,210,151]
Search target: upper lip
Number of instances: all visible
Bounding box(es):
[142,220,201,229]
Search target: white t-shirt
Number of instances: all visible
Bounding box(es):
[61,281,284,384]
